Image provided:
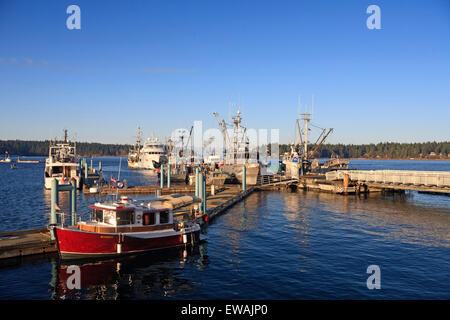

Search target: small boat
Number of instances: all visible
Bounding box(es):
[54,196,201,259]
[10,163,17,169]
[0,152,11,163]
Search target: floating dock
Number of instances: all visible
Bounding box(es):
[84,184,200,196]
[0,228,57,260]
[173,185,254,226]
[256,170,450,195]
[325,170,450,194]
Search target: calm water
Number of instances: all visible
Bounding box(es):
[0,158,449,299]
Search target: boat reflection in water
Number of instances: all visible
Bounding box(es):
[51,245,209,299]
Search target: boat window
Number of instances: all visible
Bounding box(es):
[116,210,134,226]
[143,212,155,226]
[103,210,115,224]
[95,209,103,222]
[53,166,63,174]
[160,210,169,224]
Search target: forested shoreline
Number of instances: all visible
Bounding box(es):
[0,140,131,157]
[279,142,450,160]
[1,140,450,159]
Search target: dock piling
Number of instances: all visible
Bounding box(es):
[198,172,204,213]
[242,165,247,191]
[50,179,58,240]
[84,161,88,180]
[203,173,207,212]
[167,165,171,188]
[160,165,164,188]
[71,179,77,225]
[195,168,199,197]
[300,156,304,176]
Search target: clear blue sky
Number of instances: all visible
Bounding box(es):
[1,0,449,145]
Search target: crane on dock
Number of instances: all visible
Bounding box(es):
[307,128,334,161]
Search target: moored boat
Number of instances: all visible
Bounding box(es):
[54,196,200,259]
[44,130,81,189]
[0,152,11,163]
[128,129,168,171]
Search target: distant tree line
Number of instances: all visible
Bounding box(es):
[1,139,450,159]
[277,141,450,159]
[0,140,131,157]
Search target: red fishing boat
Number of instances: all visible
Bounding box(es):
[55,196,201,259]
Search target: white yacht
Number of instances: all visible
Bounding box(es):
[44,130,81,189]
[128,132,168,170]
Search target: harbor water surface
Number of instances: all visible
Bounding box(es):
[0,158,449,299]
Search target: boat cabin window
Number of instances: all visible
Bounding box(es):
[93,209,134,226]
[52,166,63,174]
[143,212,155,226]
[160,210,169,224]
[95,209,103,222]
[116,210,134,226]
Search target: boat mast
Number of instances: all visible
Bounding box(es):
[232,109,242,164]
[300,107,311,158]
[136,127,142,160]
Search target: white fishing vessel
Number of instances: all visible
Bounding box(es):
[44,130,81,189]
[128,130,168,170]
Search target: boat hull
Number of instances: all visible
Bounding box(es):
[55,226,200,259]
[44,176,81,189]
[232,164,260,185]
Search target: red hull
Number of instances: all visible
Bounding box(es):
[55,227,200,259]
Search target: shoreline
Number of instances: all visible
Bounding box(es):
[349,157,450,161]
[5,155,450,162]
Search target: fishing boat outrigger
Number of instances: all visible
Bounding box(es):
[54,196,200,259]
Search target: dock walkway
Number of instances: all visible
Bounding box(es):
[326,170,450,194]
[0,228,56,259]
[173,186,254,226]
[84,185,198,196]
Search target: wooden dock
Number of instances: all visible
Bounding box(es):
[0,228,56,260]
[173,186,255,226]
[326,170,450,194]
[256,174,357,194]
[84,184,200,196]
